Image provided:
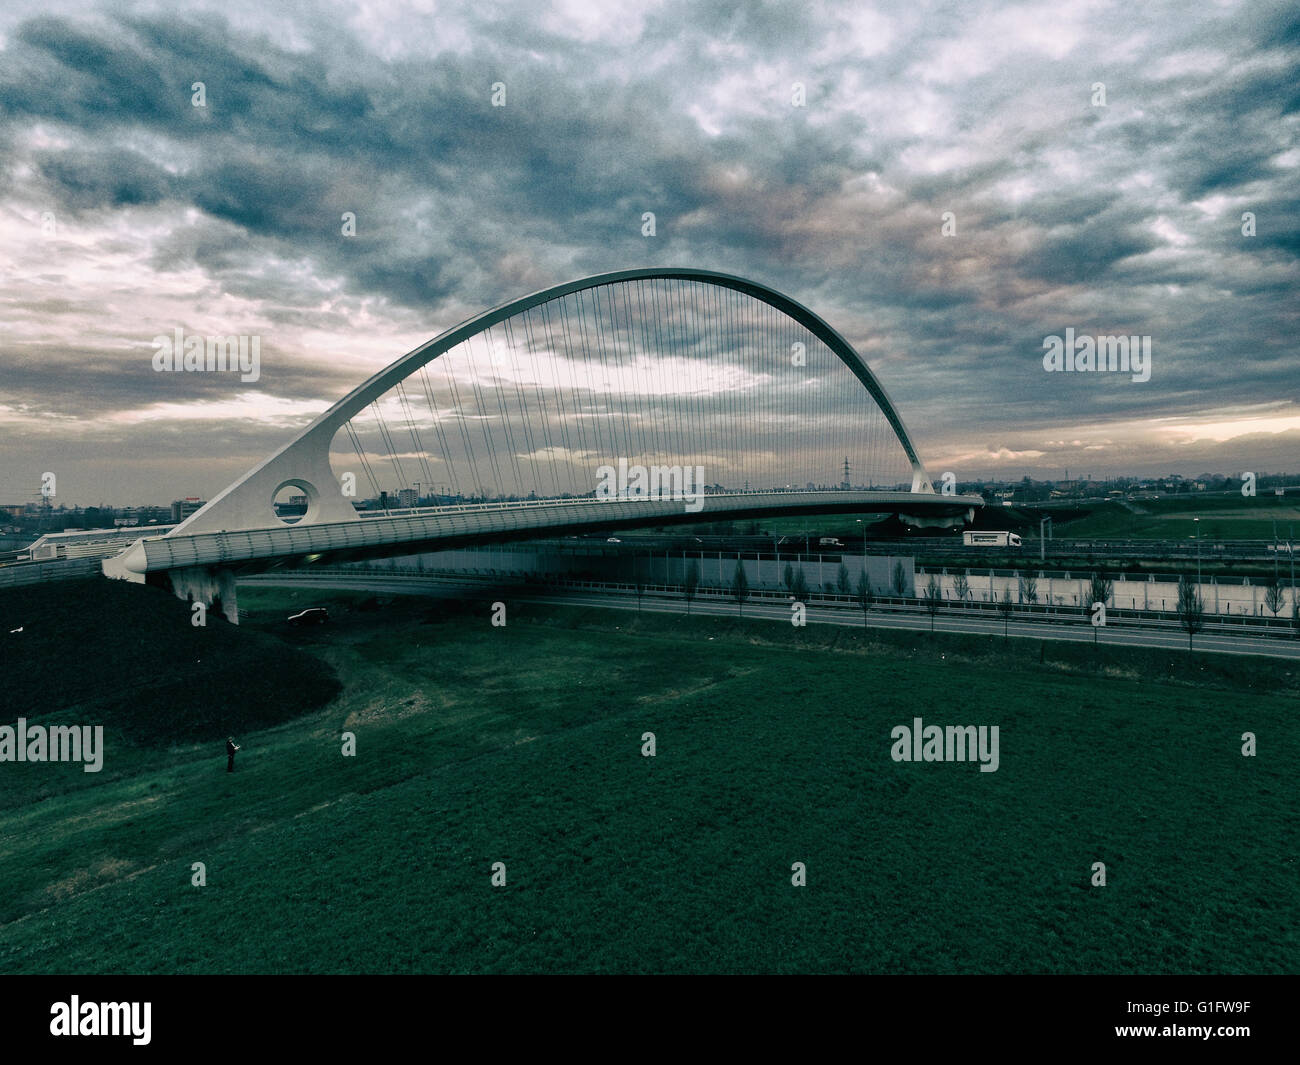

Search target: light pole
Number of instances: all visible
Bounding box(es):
[1194,517,1200,589]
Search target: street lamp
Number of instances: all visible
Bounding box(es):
[1194,517,1200,589]
[1290,523,1296,627]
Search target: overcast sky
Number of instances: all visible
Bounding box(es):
[2,0,1297,505]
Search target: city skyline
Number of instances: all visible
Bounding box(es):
[8,466,1295,515]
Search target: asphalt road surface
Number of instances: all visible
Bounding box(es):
[240,573,1300,660]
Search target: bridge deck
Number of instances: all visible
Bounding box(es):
[104,490,981,577]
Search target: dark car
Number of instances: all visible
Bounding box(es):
[287,607,329,626]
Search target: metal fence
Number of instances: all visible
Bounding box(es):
[241,568,1300,640]
[0,557,103,587]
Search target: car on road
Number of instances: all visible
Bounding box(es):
[287,607,329,625]
[606,537,622,543]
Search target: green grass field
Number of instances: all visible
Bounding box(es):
[0,582,1294,974]
[1053,496,1300,541]
[640,492,1300,544]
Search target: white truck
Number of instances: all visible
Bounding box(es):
[963,531,1022,548]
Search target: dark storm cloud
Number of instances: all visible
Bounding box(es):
[1,337,363,417]
[34,146,174,207]
[6,15,177,124]
[0,0,1297,502]
[1017,215,1159,286]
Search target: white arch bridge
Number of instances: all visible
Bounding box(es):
[104,268,981,621]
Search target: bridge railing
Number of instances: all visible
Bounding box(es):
[0,557,103,587]
[350,486,925,521]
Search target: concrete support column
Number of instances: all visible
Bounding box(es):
[152,565,239,624]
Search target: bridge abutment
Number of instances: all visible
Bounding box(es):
[148,565,240,625]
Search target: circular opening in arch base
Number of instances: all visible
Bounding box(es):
[273,480,318,525]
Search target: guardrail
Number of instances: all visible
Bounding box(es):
[350,487,932,520]
[914,564,1295,588]
[555,534,1298,563]
[835,539,1293,560]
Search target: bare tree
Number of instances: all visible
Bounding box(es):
[791,567,810,602]
[922,574,943,632]
[1021,573,1038,604]
[855,569,875,627]
[1177,573,1204,651]
[952,572,970,603]
[996,585,1015,640]
[1263,576,1285,619]
[836,561,852,596]
[891,560,908,597]
[731,559,750,617]
[683,560,700,616]
[1086,572,1113,616]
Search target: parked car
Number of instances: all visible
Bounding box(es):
[287,607,329,625]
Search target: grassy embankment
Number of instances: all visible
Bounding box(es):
[0,580,1293,973]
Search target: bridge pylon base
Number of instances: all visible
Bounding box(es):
[900,507,975,530]
[144,565,240,625]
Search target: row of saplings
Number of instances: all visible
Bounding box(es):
[638,561,1298,650]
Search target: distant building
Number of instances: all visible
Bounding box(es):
[171,498,206,523]
[398,488,418,508]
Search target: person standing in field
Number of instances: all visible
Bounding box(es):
[226,737,240,773]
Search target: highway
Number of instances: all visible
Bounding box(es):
[537,531,1299,563]
[239,572,1300,660]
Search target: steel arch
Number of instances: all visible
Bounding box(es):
[174,268,936,535]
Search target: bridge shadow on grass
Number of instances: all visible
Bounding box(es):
[0,579,341,749]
